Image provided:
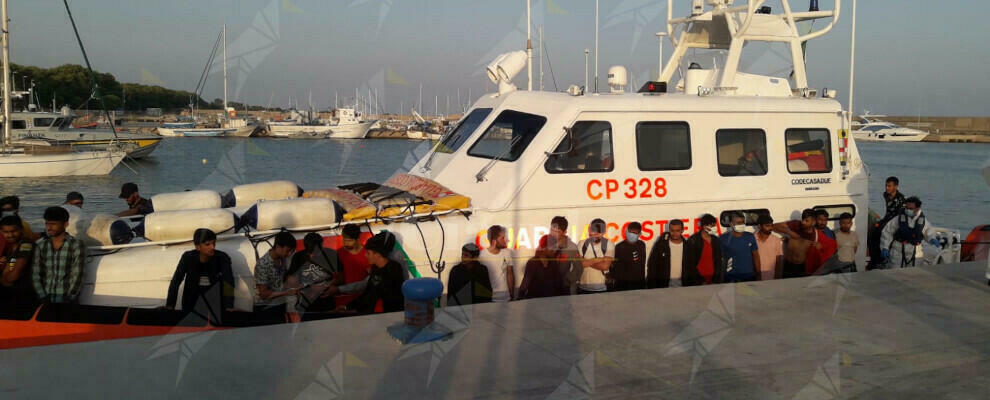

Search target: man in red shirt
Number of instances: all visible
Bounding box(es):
[682,214,725,286]
[334,224,370,307]
[774,209,837,277]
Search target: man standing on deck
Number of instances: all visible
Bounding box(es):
[880,197,939,268]
[815,209,836,240]
[165,229,235,318]
[447,243,492,306]
[869,176,906,269]
[754,215,783,280]
[0,196,37,240]
[1,216,35,305]
[719,213,761,282]
[774,209,819,278]
[334,224,369,309]
[682,215,725,286]
[32,207,86,304]
[612,222,647,291]
[478,225,515,301]
[646,219,687,288]
[578,219,614,294]
[116,183,154,217]
[538,216,580,295]
[63,192,84,209]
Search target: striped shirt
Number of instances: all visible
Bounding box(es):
[32,234,87,303]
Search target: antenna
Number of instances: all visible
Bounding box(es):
[848,0,857,126]
[526,0,533,91]
[539,25,544,90]
[584,49,590,94]
[594,0,599,93]
[656,32,667,80]
[2,0,10,148]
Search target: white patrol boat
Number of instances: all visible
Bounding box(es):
[64,0,962,313]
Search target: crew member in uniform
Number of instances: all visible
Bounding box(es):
[869,176,906,269]
[879,197,939,268]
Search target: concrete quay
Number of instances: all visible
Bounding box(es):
[3,262,988,399]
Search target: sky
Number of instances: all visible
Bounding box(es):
[8,0,990,116]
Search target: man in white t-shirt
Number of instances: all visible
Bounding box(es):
[578,219,615,294]
[478,225,515,301]
[647,220,687,288]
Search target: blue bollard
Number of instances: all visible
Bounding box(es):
[387,278,452,344]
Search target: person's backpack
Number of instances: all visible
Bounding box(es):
[581,238,609,258]
[582,239,615,290]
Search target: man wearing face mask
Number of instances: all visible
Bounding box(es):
[719,213,761,282]
[880,197,939,268]
[646,219,687,288]
[612,222,646,291]
[682,214,725,286]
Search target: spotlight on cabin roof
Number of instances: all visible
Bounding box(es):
[485,50,527,96]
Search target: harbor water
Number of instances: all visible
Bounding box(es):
[1,138,987,233]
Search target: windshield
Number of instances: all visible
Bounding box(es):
[435,108,492,154]
[467,109,547,162]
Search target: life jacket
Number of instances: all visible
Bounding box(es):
[893,213,925,245]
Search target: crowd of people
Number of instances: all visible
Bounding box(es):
[0,176,941,319]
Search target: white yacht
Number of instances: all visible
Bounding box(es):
[328,108,375,139]
[851,113,930,142]
[8,109,161,158]
[266,109,333,138]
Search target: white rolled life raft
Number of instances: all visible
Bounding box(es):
[222,180,302,207]
[144,209,237,242]
[67,212,134,246]
[151,190,222,212]
[239,198,338,231]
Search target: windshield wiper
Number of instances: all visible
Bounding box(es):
[475,135,521,182]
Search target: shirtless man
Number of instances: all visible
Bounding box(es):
[774,209,819,278]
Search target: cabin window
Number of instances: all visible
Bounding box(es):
[636,122,692,171]
[716,129,767,177]
[812,204,856,221]
[467,110,547,162]
[545,121,614,173]
[33,118,56,127]
[10,120,26,129]
[720,209,771,227]
[786,129,833,174]
[436,108,492,154]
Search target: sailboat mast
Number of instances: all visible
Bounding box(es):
[222,24,228,118]
[1,0,10,148]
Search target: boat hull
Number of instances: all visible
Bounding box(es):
[175,128,234,137]
[268,124,333,138]
[0,150,125,177]
[329,121,375,139]
[224,125,257,137]
[13,131,162,159]
[851,130,929,142]
[156,127,182,137]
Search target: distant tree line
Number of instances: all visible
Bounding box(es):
[9,63,270,112]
